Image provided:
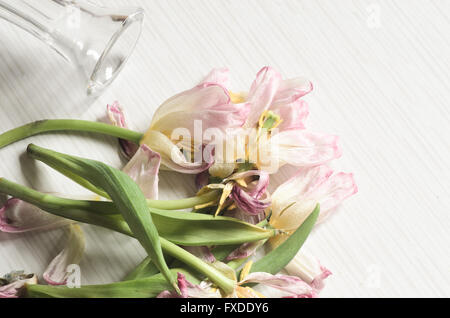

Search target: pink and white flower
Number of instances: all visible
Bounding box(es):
[205,67,341,173]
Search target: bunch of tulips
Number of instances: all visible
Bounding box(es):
[0,67,357,298]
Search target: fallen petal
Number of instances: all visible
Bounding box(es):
[240,272,315,298]
[123,145,161,199]
[0,198,73,233]
[43,224,85,285]
[157,272,220,298]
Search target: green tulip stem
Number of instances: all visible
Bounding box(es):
[0,178,236,295]
[0,119,143,149]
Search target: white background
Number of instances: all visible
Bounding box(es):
[0,0,449,297]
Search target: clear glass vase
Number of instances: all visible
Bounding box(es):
[0,0,144,97]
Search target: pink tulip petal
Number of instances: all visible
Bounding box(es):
[271,166,357,231]
[244,67,282,128]
[150,102,250,137]
[272,165,334,207]
[195,171,210,190]
[313,172,358,223]
[311,266,332,292]
[142,130,213,174]
[271,99,309,131]
[231,186,271,216]
[272,77,313,106]
[43,224,85,285]
[201,68,231,89]
[225,170,270,198]
[240,272,315,298]
[150,84,232,128]
[123,145,161,199]
[270,130,342,167]
[157,272,189,298]
[107,102,139,159]
[0,271,37,298]
[0,198,73,233]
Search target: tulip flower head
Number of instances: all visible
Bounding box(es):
[205,67,342,174]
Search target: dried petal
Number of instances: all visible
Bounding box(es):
[43,224,85,285]
[240,272,315,298]
[157,272,220,298]
[0,198,73,233]
[123,145,161,199]
[284,250,332,292]
[107,102,139,159]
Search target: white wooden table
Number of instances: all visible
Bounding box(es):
[0,0,449,297]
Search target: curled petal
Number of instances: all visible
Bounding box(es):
[224,170,270,198]
[270,165,334,231]
[195,171,210,190]
[141,130,212,174]
[231,186,271,215]
[107,102,139,159]
[201,68,231,89]
[272,165,333,212]
[272,77,313,107]
[315,172,358,223]
[245,67,282,128]
[123,145,161,199]
[157,273,220,298]
[151,102,250,138]
[271,166,357,231]
[0,271,37,298]
[150,84,232,129]
[182,246,216,263]
[269,130,342,168]
[240,272,315,298]
[284,251,332,292]
[0,198,73,233]
[43,224,85,285]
